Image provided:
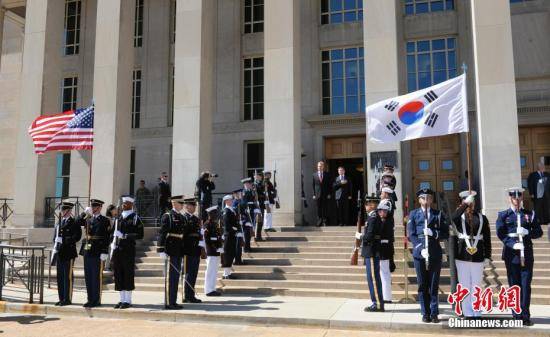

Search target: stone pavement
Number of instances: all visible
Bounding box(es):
[1,285,550,335]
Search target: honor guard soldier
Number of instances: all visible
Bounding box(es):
[222,195,242,279]
[253,171,266,240]
[203,206,223,296]
[52,201,82,306]
[263,171,277,232]
[181,198,205,303]
[407,188,449,323]
[158,195,186,310]
[377,187,396,304]
[110,196,144,309]
[232,189,245,265]
[240,178,257,253]
[362,202,392,312]
[451,190,491,318]
[496,188,543,326]
[79,199,110,308]
[378,164,398,202]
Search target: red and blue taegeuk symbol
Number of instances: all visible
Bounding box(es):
[398,101,425,125]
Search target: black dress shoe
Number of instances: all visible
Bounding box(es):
[55,301,62,306]
[422,316,432,323]
[430,315,440,323]
[255,237,264,241]
[83,302,91,308]
[383,300,392,304]
[114,302,122,309]
[120,303,131,309]
[206,291,222,297]
[364,304,384,312]
[184,298,202,303]
[60,301,71,306]
[222,274,236,280]
[164,304,183,310]
[523,319,534,326]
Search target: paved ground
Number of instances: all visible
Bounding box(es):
[1,285,550,335]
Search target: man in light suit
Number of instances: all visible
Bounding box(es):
[333,166,353,227]
[312,161,332,227]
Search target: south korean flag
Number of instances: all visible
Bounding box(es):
[366,74,469,143]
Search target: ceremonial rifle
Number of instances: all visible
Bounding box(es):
[50,204,63,265]
[350,190,362,266]
[273,163,281,209]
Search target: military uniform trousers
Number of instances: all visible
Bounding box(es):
[264,206,274,229]
[222,236,237,268]
[365,257,384,309]
[112,249,136,291]
[379,259,392,302]
[56,258,75,303]
[505,259,533,320]
[83,255,104,305]
[413,257,442,317]
[204,256,220,295]
[184,255,201,300]
[165,255,182,306]
[455,259,484,317]
[235,235,244,263]
[243,224,253,252]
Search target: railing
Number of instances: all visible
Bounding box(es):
[0,244,45,304]
[0,198,14,228]
[0,230,27,246]
[44,196,89,227]
[132,194,159,227]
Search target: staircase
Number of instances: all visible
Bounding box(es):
[47,224,550,304]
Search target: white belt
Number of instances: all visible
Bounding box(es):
[380,240,389,244]
[507,233,521,238]
[232,227,238,230]
[458,233,483,240]
[236,233,243,238]
[245,222,253,227]
[210,237,218,241]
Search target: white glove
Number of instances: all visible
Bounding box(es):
[516,227,529,236]
[254,209,261,214]
[423,228,433,237]
[100,254,108,261]
[464,195,475,205]
[512,243,524,251]
[483,258,491,268]
[55,237,63,244]
[217,248,224,253]
[114,230,125,239]
[355,232,362,240]
[421,248,429,260]
[312,196,316,200]
[159,252,168,260]
[236,233,244,238]
[84,207,93,216]
[245,222,253,227]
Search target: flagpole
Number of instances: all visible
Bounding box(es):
[88,101,94,200]
[461,62,472,194]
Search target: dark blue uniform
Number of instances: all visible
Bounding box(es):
[232,198,244,263]
[111,212,144,291]
[182,211,203,301]
[496,207,543,321]
[157,209,186,307]
[240,189,257,252]
[407,207,449,320]
[221,206,241,268]
[79,214,110,307]
[53,216,82,305]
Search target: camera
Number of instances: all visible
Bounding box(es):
[210,173,218,178]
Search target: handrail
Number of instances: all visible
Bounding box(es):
[0,244,46,304]
[0,198,14,228]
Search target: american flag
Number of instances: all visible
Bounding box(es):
[28,105,94,154]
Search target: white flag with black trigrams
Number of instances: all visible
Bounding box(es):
[366,74,468,143]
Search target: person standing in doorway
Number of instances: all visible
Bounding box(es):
[312,161,332,227]
[333,166,353,227]
[527,161,550,226]
[158,172,171,218]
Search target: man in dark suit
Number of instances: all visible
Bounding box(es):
[312,161,331,227]
[333,166,353,226]
[527,162,550,225]
[158,172,171,217]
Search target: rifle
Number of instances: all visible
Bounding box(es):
[517,205,525,267]
[109,217,119,260]
[350,190,362,266]
[424,207,430,270]
[273,163,281,209]
[51,206,63,265]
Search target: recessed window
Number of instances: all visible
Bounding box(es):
[132,69,142,129]
[442,180,454,191]
[321,0,363,25]
[134,0,144,47]
[321,47,365,115]
[520,156,527,168]
[245,141,264,178]
[404,0,454,15]
[55,153,71,198]
[406,37,457,92]
[64,0,81,55]
[419,160,430,171]
[244,57,264,120]
[419,182,431,190]
[244,0,264,33]
[62,76,78,112]
[129,148,136,195]
[442,159,453,170]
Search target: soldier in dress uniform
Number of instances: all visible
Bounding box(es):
[263,171,277,233]
[52,201,82,306]
[452,190,491,318]
[78,199,110,308]
[362,202,393,312]
[254,172,266,241]
[377,187,396,304]
[232,189,245,265]
[240,178,257,253]
[378,164,398,202]
[110,196,144,309]
[407,188,449,323]
[158,195,186,310]
[496,188,543,326]
[221,195,242,279]
[181,198,206,303]
[203,206,223,296]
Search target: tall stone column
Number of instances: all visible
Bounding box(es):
[0,6,5,69]
[90,0,135,204]
[471,0,520,218]
[171,0,216,196]
[264,0,301,226]
[363,0,402,221]
[13,0,63,227]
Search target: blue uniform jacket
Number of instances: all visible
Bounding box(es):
[496,208,543,264]
[407,207,449,261]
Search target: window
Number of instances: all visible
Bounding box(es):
[322,47,365,115]
[520,155,527,168]
[170,0,176,44]
[419,160,430,171]
[321,0,363,25]
[441,159,453,170]
[407,37,456,92]
[62,76,78,112]
[244,0,264,33]
[244,57,264,120]
[419,181,431,190]
[130,148,136,195]
[245,141,264,178]
[64,0,81,55]
[134,0,144,47]
[168,65,174,127]
[404,0,454,15]
[55,153,71,198]
[132,69,142,129]
[442,180,454,191]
